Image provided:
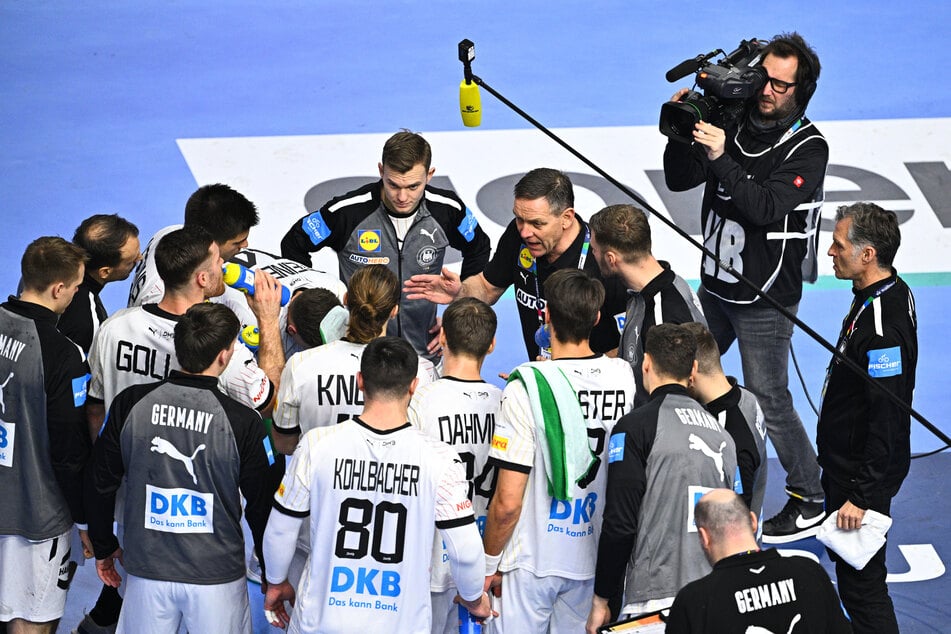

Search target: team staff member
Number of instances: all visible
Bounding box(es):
[281,130,491,362]
[587,324,737,631]
[683,322,768,525]
[60,214,141,356]
[405,168,628,360]
[87,303,272,634]
[663,33,830,541]
[588,203,705,402]
[818,202,916,633]
[665,489,850,633]
[407,298,501,634]
[484,269,636,633]
[263,337,492,633]
[0,237,91,633]
[62,215,142,634]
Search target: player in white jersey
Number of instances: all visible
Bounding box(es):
[407,298,502,634]
[131,222,344,359]
[273,265,434,455]
[127,183,258,308]
[484,269,636,633]
[87,227,284,432]
[228,248,346,358]
[263,337,493,634]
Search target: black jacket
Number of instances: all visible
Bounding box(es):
[817,273,917,507]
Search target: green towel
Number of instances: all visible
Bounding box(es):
[508,362,595,501]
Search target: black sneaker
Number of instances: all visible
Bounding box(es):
[761,497,826,544]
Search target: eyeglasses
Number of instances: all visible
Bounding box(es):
[767,76,797,94]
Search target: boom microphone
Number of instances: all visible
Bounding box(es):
[460,79,482,127]
[665,51,718,83]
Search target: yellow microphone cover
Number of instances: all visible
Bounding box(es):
[459,79,482,127]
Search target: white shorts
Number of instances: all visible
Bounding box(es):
[495,568,593,634]
[0,530,73,624]
[116,574,250,634]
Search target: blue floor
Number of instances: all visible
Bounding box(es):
[2,2,949,631]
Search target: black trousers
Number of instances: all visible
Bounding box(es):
[822,473,899,634]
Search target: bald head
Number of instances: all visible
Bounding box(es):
[696,489,754,535]
[695,489,759,564]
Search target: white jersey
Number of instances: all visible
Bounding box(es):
[408,377,501,592]
[489,354,636,579]
[274,418,475,634]
[128,228,345,357]
[228,248,347,358]
[274,339,435,436]
[87,304,272,412]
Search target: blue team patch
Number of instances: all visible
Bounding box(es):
[608,433,626,463]
[457,207,479,243]
[263,436,275,466]
[301,210,331,246]
[867,346,902,378]
[733,465,744,494]
[72,373,90,407]
[614,312,626,333]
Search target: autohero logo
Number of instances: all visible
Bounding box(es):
[516,288,545,311]
[145,484,214,534]
[348,254,390,266]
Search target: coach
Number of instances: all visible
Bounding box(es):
[405,168,628,360]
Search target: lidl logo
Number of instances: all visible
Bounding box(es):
[518,247,534,270]
[358,230,382,252]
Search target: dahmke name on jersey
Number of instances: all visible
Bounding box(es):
[333,458,420,496]
[151,404,214,434]
[438,412,494,445]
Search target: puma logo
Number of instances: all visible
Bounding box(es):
[419,227,437,243]
[151,437,206,485]
[688,433,727,483]
[0,372,13,414]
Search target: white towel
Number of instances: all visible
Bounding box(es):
[816,509,892,570]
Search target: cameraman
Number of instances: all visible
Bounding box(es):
[663,33,829,542]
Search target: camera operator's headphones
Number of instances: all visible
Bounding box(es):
[783,38,819,107]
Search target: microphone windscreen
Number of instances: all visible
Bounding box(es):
[459,80,482,127]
